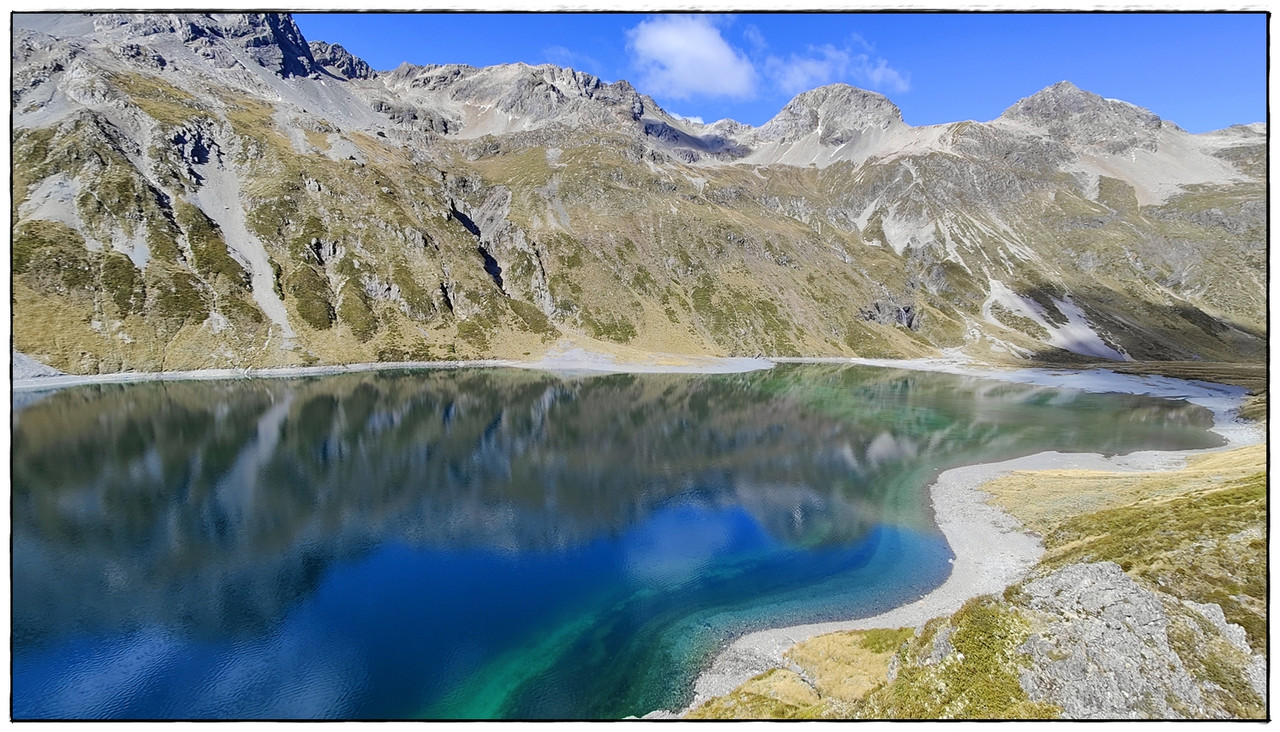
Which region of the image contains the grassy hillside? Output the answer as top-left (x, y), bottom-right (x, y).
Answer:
top-left (10, 32), bottom-right (1268, 373)
top-left (687, 380), bottom-right (1266, 720)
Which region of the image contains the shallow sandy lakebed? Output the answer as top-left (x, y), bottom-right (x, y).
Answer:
top-left (653, 358), bottom-right (1262, 717)
top-left (9, 348), bottom-right (1260, 718)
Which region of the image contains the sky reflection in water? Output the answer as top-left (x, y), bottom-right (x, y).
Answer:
top-left (11, 364), bottom-right (1221, 719)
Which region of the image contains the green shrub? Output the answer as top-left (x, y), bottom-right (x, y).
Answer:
top-left (509, 299), bottom-right (558, 335)
top-left (456, 319), bottom-right (490, 350)
top-left (13, 219), bottom-right (84, 273)
top-left (338, 283), bottom-right (377, 341)
top-left (581, 309), bottom-right (636, 343)
top-left (13, 219), bottom-right (96, 294)
top-left (285, 265), bottom-right (335, 330)
top-left (391, 263), bottom-right (436, 319)
top-left (101, 252), bottom-right (144, 315)
top-left (859, 628), bottom-right (914, 653)
top-left (220, 293), bottom-right (265, 327)
top-left (1043, 472), bottom-right (1267, 650)
top-left (176, 201), bottom-right (249, 288)
top-left (854, 598), bottom-right (1059, 720)
top-left (153, 269), bottom-right (210, 322)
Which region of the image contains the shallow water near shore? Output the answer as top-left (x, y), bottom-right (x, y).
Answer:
top-left (11, 363), bottom-right (1222, 719)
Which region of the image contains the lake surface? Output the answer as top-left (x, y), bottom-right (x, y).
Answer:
top-left (11, 364), bottom-right (1222, 719)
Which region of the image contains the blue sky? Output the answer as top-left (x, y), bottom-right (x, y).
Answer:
top-left (293, 13), bottom-right (1266, 133)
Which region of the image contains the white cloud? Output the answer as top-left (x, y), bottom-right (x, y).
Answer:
top-left (857, 55), bottom-right (911, 94)
top-left (626, 15), bottom-right (758, 101)
top-left (765, 44), bottom-right (852, 95)
top-left (742, 24), bottom-right (768, 53)
top-left (764, 38), bottom-right (911, 96)
top-left (849, 33), bottom-right (874, 53)
top-left (543, 45), bottom-right (605, 78)
top-left (675, 113), bottom-right (705, 125)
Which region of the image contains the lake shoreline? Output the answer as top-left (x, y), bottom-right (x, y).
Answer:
top-left (654, 361), bottom-right (1262, 718)
top-left (10, 346), bottom-right (775, 392)
top-left (16, 349), bottom-right (1253, 460)
top-left (12, 349), bottom-right (1262, 720)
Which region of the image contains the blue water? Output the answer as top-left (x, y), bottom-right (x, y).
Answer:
top-left (11, 364), bottom-right (1221, 719)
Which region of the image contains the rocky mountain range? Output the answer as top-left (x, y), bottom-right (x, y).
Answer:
top-left (11, 12), bottom-right (1267, 374)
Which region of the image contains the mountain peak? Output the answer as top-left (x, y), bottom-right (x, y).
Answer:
top-left (309, 40), bottom-right (374, 80)
top-left (755, 83), bottom-right (904, 145)
top-left (85, 12), bottom-right (320, 78)
top-left (1000, 80), bottom-right (1165, 153)
top-left (1042, 79), bottom-right (1084, 95)
top-left (1002, 80), bottom-right (1160, 126)
top-left (796, 82), bottom-right (899, 107)
top-left (9, 12), bottom-right (1266, 375)
top-left (376, 60), bottom-right (647, 138)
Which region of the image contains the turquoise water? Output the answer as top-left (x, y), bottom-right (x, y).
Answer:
top-left (11, 364), bottom-right (1221, 719)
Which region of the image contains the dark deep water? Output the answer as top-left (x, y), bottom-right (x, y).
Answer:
top-left (10, 364), bottom-right (1222, 719)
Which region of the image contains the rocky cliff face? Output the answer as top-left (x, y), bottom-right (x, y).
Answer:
top-left (1000, 80), bottom-right (1167, 154)
top-left (1018, 562), bottom-right (1265, 719)
top-left (11, 13), bottom-right (1267, 374)
top-left (309, 40), bottom-right (374, 80)
top-left (858, 561), bottom-right (1266, 719)
top-left (752, 83), bottom-right (904, 145)
top-left (88, 12), bottom-right (322, 78)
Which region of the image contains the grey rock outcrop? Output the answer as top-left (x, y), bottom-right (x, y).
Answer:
top-left (1017, 562), bottom-right (1205, 718)
top-left (1181, 599), bottom-right (1250, 654)
top-left (91, 13), bottom-right (320, 78)
top-left (382, 62), bottom-right (647, 132)
top-left (1243, 657), bottom-right (1268, 704)
top-left (1000, 80), bottom-right (1166, 154)
top-left (217, 13), bottom-right (318, 78)
top-left (9, 11), bottom-right (1267, 371)
top-left (309, 40), bottom-right (375, 80)
top-left (1178, 599), bottom-right (1267, 706)
top-left (860, 299), bottom-right (920, 330)
top-left (921, 625), bottom-right (954, 666)
top-left (448, 185), bottom-right (555, 317)
top-left (754, 83), bottom-right (904, 145)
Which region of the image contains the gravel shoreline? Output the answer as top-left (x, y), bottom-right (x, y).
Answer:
top-left (11, 349), bottom-right (1260, 720)
top-left (662, 442), bottom-right (1260, 717)
top-left (10, 358), bottom-right (520, 392)
top-left (662, 454), bottom-right (1047, 715)
top-left (9, 346), bottom-right (774, 393)
top-left (652, 360), bottom-right (1262, 718)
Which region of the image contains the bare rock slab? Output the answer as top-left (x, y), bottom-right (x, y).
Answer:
top-left (1018, 562), bottom-right (1204, 719)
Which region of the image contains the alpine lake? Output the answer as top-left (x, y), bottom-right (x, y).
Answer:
top-left (11, 363), bottom-right (1222, 719)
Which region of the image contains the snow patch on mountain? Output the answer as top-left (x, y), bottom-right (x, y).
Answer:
top-left (983, 280), bottom-right (1126, 360)
top-left (1048, 295), bottom-right (1128, 360)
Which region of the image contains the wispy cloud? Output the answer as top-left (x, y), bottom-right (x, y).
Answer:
top-left (764, 38), bottom-right (910, 96)
top-left (855, 55), bottom-right (911, 94)
top-left (622, 18), bottom-right (908, 105)
top-left (765, 44), bottom-right (852, 95)
top-left (742, 24), bottom-right (768, 54)
top-left (626, 15), bottom-right (757, 101)
top-left (542, 45), bottom-right (605, 78)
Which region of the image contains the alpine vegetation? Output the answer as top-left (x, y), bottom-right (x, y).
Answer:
top-left (11, 13), bottom-right (1266, 374)
top-left (9, 13), bottom-right (1267, 723)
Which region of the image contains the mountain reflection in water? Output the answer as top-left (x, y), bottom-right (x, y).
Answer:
top-left (11, 364), bottom-right (1221, 719)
